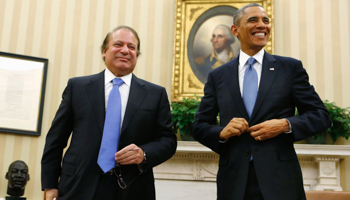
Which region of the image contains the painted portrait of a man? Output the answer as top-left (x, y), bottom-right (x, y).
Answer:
top-left (194, 24), bottom-right (236, 79)
top-left (188, 6), bottom-right (240, 84)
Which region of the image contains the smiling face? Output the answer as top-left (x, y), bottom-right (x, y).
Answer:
top-left (102, 28), bottom-right (138, 77)
top-left (231, 6), bottom-right (270, 56)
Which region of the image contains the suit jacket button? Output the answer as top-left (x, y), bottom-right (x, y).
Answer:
top-left (244, 151), bottom-right (249, 156)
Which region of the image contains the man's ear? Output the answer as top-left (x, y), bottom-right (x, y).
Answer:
top-left (102, 49), bottom-right (107, 58)
top-left (27, 174), bottom-right (30, 181)
top-left (231, 25), bottom-right (239, 37)
top-left (5, 172), bottom-right (8, 179)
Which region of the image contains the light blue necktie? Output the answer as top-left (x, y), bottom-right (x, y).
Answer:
top-left (243, 57), bottom-right (258, 118)
top-left (98, 78), bottom-right (124, 173)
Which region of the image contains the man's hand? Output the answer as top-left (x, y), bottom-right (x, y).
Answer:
top-left (249, 119), bottom-right (290, 141)
top-left (220, 118), bottom-right (249, 140)
top-left (45, 188), bottom-right (58, 200)
top-left (115, 144), bottom-right (144, 165)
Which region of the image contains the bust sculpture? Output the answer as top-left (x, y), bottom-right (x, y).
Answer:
top-left (5, 160), bottom-right (30, 198)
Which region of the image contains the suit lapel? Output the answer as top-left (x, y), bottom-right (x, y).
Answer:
top-left (86, 71), bottom-right (105, 134)
top-left (250, 51), bottom-right (278, 120)
top-left (121, 74), bottom-right (147, 134)
top-left (226, 57), bottom-right (249, 119)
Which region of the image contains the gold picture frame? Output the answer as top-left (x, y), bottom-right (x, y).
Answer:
top-left (172, 0), bottom-right (274, 101)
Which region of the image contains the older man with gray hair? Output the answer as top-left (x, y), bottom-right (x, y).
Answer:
top-left (195, 24), bottom-right (236, 79)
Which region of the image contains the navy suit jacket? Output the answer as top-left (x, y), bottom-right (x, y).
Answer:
top-left (191, 51), bottom-right (331, 200)
top-left (41, 71), bottom-right (177, 200)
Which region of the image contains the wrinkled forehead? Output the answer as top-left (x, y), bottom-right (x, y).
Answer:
top-left (242, 6), bottom-right (268, 20)
top-left (9, 162), bottom-right (28, 171)
top-left (110, 29), bottom-right (138, 46)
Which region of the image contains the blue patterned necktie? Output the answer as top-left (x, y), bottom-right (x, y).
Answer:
top-left (98, 78), bottom-right (124, 173)
top-left (243, 57), bottom-right (258, 118)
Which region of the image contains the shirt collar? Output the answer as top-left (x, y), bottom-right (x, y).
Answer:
top-left (239, 48), bottom-right (265, 66)
top-left (104, 68), bottom-right (132, 87)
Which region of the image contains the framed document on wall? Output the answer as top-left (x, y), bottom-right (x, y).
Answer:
top-left (0, 52), bottom-right (48, 136)
top-left (172, 0), bottom-right (274, 101)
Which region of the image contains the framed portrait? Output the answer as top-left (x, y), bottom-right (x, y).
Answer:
top-left (172, 0), bottom-right (274, 101)
top-left (0, 52), bottom-right (48, 136)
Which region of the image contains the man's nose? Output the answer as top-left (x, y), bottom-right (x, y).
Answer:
top-left (120, 45), bottom-right (128, 53)
top-left (14, 171), bottom-right (21, 176)
top-left (15, 171), bottom-right (25, 177)
top-left (256, 20), bottom-right (266, 28)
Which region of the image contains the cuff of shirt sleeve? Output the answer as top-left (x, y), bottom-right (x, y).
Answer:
top-left (284, 118), bottom-right (292, 134)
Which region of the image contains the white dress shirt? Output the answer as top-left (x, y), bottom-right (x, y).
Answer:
top-left (104, 68), bottom-right (131, 126)
top-left (238, 49), bottom-right (264, 97)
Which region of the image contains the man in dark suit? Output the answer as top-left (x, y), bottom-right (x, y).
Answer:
top-left (191, 3), bottom-right (331, 200)
top-left (41, 26), bottom-right (177, 200)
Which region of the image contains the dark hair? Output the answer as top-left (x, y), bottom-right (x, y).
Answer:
top-left (101, 26), bottom-right (141, 61)
top-left (233, 3), bottom-right (263, 26)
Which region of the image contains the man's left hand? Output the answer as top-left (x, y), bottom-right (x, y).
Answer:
top-left (115, 144), bottom-right (144, 165)
top-left (249, 119), bottom-right (290, 141)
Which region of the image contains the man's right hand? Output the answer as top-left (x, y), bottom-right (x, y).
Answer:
top-left (45, 188), bottom-right (58, 200)
top-left (220, 118), bottom-right (249, 140)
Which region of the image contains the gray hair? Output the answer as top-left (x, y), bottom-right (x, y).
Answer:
top-left (233, 3), bottom-right (263, 26)
top-left (213, 24), bottom-right (235, 45)
top-left (101, 25), bottom-right (141, 61)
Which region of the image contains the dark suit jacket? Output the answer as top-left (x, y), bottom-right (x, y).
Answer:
top-left (41, 71), bottom-right (177, 200)
top-left (191, 52), bottom-right (331, 200)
